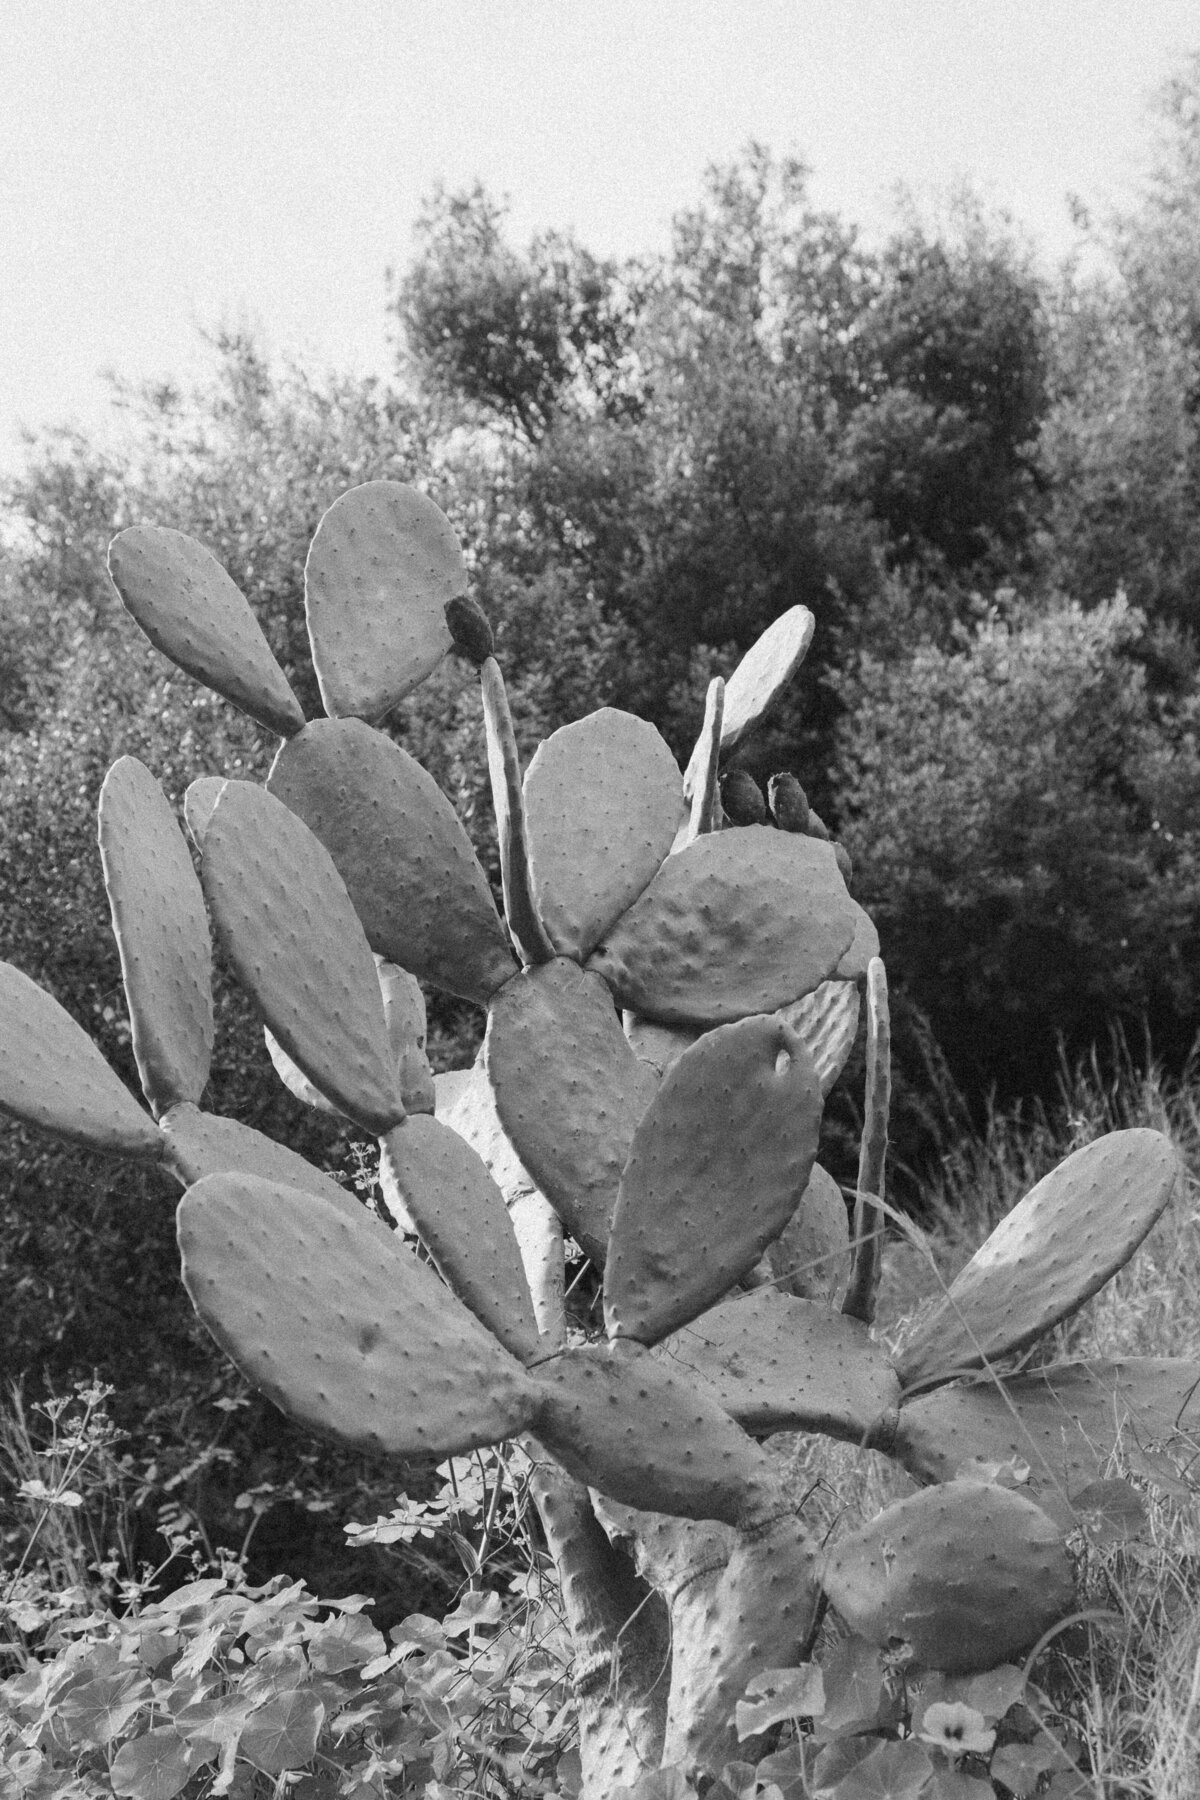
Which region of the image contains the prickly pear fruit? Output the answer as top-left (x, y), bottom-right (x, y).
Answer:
top-left (531, 1340), bottom-right (781, 1527)
top-left (884, 1356), bottom-right (1200, 1499)
top-left (778, 979), bottom-right (860, 1097)
top-left (157, 1103), bottom-right (359, 1216)
top-left (444, 594), bottom-right (494, 665)
top-left (303, 482), bottom-right (457, 721)
top-left (98, 757), bottom-right (214, 1116)
top-left (107, 527), bottom-right (305, 737)
top-left (656, 1287), bottom-right (899, 1442)
top-left (201, 781), bottom-right (405, 1135)
top-left (268, 718), bottom-right (517, 1005)
top-left (895, 1129), bottom-right (1181, 1393)
top-left (604, 1017), bottom-right (823, 1344)
top-left (767, 773), bottom-right (809, 833)
top-left (587, 827), bottom-right (857, 1026)
top-left (378, 1115), bottom-right (540, 1363)
top-left (178, 1172), bottom-right (540, 1456)
top-left (719, 769), bottom-right (767, 827)
top-left (485, 959), bottom-right (658, 1266)
top-left (766, 1161), bottom-right (851, 1301)
top-left (677, 677), bottom-right (724, 846)
top-left (0, 962), bottom-right (162, 1160)
top-left (523, 709), bottom-right (686, 961)
top-left (822, 1481), bottom-right (1074, 1674)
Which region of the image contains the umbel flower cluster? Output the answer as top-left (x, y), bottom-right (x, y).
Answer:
top-left (1, 482), bottom-right (1196, 1791)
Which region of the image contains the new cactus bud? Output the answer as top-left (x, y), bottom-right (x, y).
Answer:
top-left (767, 772), bottom-right (809, 833)
top-left (719, 768), bottom-right (767, 826)
top-left (444, 593), bottom-right (495, 665)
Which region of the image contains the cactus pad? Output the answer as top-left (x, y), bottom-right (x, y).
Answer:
top-left (885, 1357), bottom-right (1200, 1499)
top-left (268, 718), bottom-right (517, 1004)
top-left (895, 1129), bottom-right (1180, 1393)
top-left (201, 781), bottom-right (405, 1135)
top-left (178, 1172), bottom-right (539, 1456)
top-left (716, 606), bottom-right (815, 759)
top-left (379, 1116), bottom-right (540, 1362)
top-left (98, 757), bottom-right (214, 1116)
top-left (677, 677), bottom-right (725, 836)
top-left (655, 1288), bottom-right (899, 1441)
top-left (834, 902), bottom-right (880, 982)
top-left (523, 709), bottom-right (686, 960)
top-left (377, 960), bottom-right (436, 1114)
top-left (0, 963), bottom-right (162, 1159)
top-left (531, 1341), bottom-right (779, 1526)
top-left (303, 482), bottom-right (458, 721)
top-left (587, 827), bottom-right (856, 1025)
top-left (604, 1017), bottom-right (823, 1343)
top-left (621, 1013), bottom-right (700, 1078)
top-left (158, 1103), bottom-right (359, 1216)
top-left (778, 979), bottom-right (860, 1097)
top-left (435, 1060), bottom-right (538, 1204)
top-left (183, 777), bottom-right (228, 848)
top-left (822, 1481), bottom-right (1074, 1674)
top-left (107, 527), bottom-right (305, 736)
top-left (485, 959), bottom-right (658, 1265)
top-left (766, 1161), bottom-right (851, 1301)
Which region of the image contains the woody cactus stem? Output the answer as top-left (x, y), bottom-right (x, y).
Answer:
top-left (842, 955), bottom-right (890, 1325)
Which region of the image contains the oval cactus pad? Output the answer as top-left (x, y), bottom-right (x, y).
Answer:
top-left (379, 1116), bottom-right (540, 1363)
top-left (0, 962), bottom-right (162, 1159)
top-left (888, 1357), bottom-right (1200, 1500)
top-left (682, 607), bottom-right (813, 796)
top-left (269, 719), bottom-right (516, 1005)
top-left (98, 757), bottom-right (214, 1115)
top-left (108, 527), bottom-right (304, 736)
top-left (485, 959), bottom-right (658, 1267)
top-left (822, 1481), bottom-right (1073, 1674)
top-left (523, 709), bottom-right (686, 960)
top-left (655, 1288), bottom-right (899, 1442)
top-left (834, 902), bottom-right (880, 983)
top-left (778, 979), bottom-right (860, 1098)
top-left (158, 1103), bottom-right (359, 1217)
top-left (587, 826), bottom-right (856, 1026)
top-left (605, 1016), bottom-right (823, 1343)
top-left (183, 777), bottom-right (228, 849)
top-left (304, 482), bottom-right (458, 721)
top-left (531, 1341), bottom-right (777, 1526)
top-left (895, 1129), bottom-right (1180, 1393)
top-left (178, 1173), bottom-right (539, 1457)
top-left (767, 1161), bottom-right (852, 1301)
top-left (201, 781), bottom-right (405, 1135)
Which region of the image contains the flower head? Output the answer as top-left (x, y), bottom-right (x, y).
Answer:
top-left (918, 1701), bottom-right (995, 1758)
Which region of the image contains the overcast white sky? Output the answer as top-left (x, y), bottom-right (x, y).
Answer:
top-left (3, 1), bottom-right (1197, 471)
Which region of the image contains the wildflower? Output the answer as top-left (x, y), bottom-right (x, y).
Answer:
top-left (918, 1700), bottom-right (995, 1758)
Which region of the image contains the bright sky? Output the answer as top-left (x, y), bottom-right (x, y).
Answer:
top-left (3, 1), bottom-right (1197, 472)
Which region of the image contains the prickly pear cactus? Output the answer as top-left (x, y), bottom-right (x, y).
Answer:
top-left (2, 481), bottom-right (1197, 1794)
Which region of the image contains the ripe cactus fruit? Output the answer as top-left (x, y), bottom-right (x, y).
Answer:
top-left (895, 1129), bottom-right (1181, 1393)
top-left (303, 481), bottom-right (458, 721)
top-left (822, 1480), bottom-right (1075, 1674)
top-left (767, 772), bottom-right (809, 833)
top-left (603, 1016), bottom-right (823, 1343)
top-left (719, 768), bottom-right (768, 826)
top-left (523, 709), bottom-right (687, 960)
top-left (200, 781), bottom-right (405, 1135)
top-left (268, 717), bottom-right (517, 1004)
top-left (766, 1160), bottom-right (852, 1301)
top-left (884, 1357), bottom-right (1200, 1500)
top-left (378, 1115), bottom-right (541, 1363)
top-left (658, 1287), bottom-right (900, 1442)
top-left (107, 526), bottom-right (305, 737)
top-left (0, 962), bottom-right (164, 1159)
top-left (444, 593), bottom-right (495, 665)
top-left (98, 757), bottom-right (214, 1116)
top-left (530, 1340), bottom-right (780, 1527)
top-left (484, 958), bottom-right (658, 1266)
top-left (586, 826), bottom-right (857, 1025)
top-left (178, 1172), bottom-right (541, 1456)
